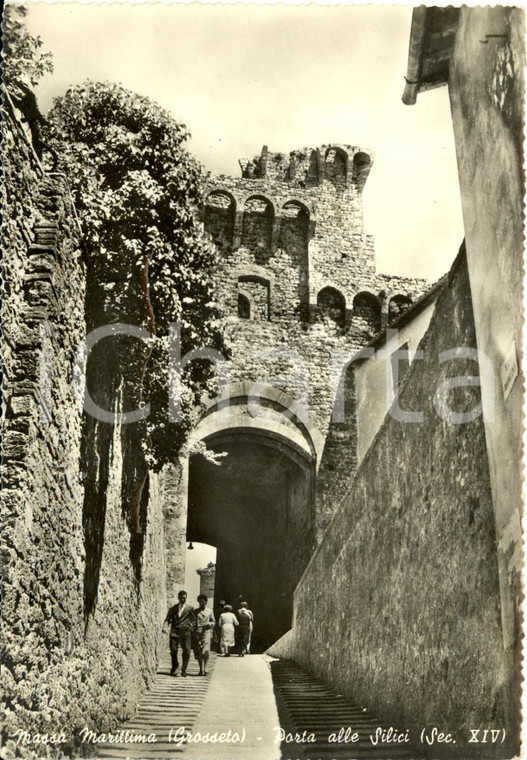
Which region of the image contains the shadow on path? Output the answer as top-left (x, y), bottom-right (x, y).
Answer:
top-left (270, 659), bottom-right (425, 760)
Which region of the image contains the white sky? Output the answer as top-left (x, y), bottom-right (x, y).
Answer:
top-left (23, 1), bottom-right (465, 282)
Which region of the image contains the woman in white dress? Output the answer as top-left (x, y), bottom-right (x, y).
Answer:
top-left (219, 605), bottom-right (238, 656)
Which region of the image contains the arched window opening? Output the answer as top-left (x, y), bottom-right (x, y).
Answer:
top-left (324, 147), bottom-right (347, 189)
top-left (353, 291), bottom-right (382, 336)
top-left (241, 196), bottom-right (273, 260)
top-left (238, 293), bottom-right (251, 320)
top-left (238, 276), bottom-right (270, 321)
top-left (204, 191), bottom-right (235, 248)
top-left (388, 294), bottom-right (413, 324)
top-left (317, 286), bottom-right (346, 328)
top-left (279, 201), bottom-right (310, 253)
top-left (353, 152), bottom-right (372, 191)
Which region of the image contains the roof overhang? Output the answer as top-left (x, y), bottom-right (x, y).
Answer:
top-left (402, 6), bottom-right (461, 105)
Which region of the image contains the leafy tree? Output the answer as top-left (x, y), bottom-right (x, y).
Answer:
top-left (45, 82), bottom-right (226, 468)
top-left (3, 4), bottom-right (53, 95)
top-left (2, 5), bottom-right (53, 154)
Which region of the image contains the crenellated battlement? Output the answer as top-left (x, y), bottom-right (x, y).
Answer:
top-left (203, 143), bottom-right (426, 342)
top-left (238, 144), bottom-right (373, 193)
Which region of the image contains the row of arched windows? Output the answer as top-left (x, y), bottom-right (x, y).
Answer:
top-left (236, 279), bottom-right (412, 327)
top-left (204, 191), bottom-right (310, 255)
top-left (241, 146), bottom-right (371, 187)
top-left (205, 191), bottom-right (310, 220)
top-left (317, 287), bottom-right (412, 328)
top-left (300, 147), bottom-right (371, 188)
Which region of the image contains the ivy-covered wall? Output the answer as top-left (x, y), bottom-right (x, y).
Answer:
top-left (1, 98), bottom-right (167, 757)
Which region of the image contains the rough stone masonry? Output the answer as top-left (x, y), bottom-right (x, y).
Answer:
top-left (202, 143), bottom-right (428, 531)
top-left (1, 95), bottom-right (167, 757)
top-left (2, 117), bottom-right (428, 748)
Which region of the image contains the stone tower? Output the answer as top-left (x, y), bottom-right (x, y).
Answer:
top-left (185, 144), bottom-right (426, 648)
top-left (196, 563), bottom-right (216, 605)
top-left (204, 144), bottom-right (424, 340)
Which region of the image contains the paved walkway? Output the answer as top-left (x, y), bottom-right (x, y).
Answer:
top-left (181, 654), bottom-right (280, 760)
top-left (98, 650), bottom-right (423, 760)
top-left (98, 651), bottom-right (215, 759)
top-left (98, 652), bottom-right (281, 760)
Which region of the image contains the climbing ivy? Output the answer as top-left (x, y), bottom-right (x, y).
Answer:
top-left (45, 82), bottom-right (226, 468)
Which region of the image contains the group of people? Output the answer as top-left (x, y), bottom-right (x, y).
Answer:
top-left (163, 590), bottom-right (254, 677)
top-left (217, 599), bottom-right (254, 657)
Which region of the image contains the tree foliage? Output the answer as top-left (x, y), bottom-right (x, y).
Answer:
top-left (3, 4), bottom-right (53, 97)
top-left (45, 82), bottom-right (226, 467)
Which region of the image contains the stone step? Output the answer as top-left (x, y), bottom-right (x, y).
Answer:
top-left (98, 654), bottom-right (217, 759)
top-left (270, 659), bottom-right (425, 760)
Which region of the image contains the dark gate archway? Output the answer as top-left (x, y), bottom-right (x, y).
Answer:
top-left (185, 385), bottom-right (320, 650)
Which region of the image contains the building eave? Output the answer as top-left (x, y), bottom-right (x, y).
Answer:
top-left (402, 6), bottom-right (461, 106)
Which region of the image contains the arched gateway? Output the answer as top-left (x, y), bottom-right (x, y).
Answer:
top-left (185, 383), bottom-right (322, 650)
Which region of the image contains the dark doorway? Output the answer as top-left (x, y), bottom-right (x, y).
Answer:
top-left (186, 430), bottom-right (314, 651)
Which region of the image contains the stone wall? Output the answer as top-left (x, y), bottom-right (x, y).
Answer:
top-left (2, 96), bottom-right (88, 751)
top-left (1, 97), bottom-right (168, 755)
top-left (160, 461), bottom-right (187, 604)
top-left (271, 250), bottom-right (517, 757)
top-left (83, 415), bottom-right (167, 729)
top-left (354, 284), bottom-right (443, 463)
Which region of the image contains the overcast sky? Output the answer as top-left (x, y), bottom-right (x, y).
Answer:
top-left (24, 2), bottom-right (465, 283)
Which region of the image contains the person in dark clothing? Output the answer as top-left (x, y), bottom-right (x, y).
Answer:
top-left (162, 590), bottom-right (196, 677)
top-left (236, 601), bottom-right (254, 656)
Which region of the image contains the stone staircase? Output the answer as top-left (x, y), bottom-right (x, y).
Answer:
top-left (96, 651), bottom-right (426, 760)
top-left (98, 652), bottom-right (215, 759)
top-left (270, 659), bottom-right (425, 760)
